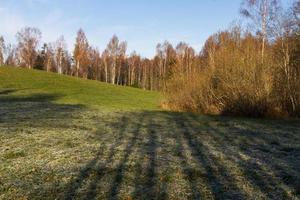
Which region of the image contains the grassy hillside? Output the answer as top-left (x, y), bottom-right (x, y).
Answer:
top-left (0, 67), bottom-right (160, 111)
top-left (0, 67), bottom-right (299, 200)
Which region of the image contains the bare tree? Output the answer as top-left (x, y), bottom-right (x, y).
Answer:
top-left (89, 47), bottom-right (101, 80)
top-left (5, 44), bottom-right (16, 66)
top-left (43, 43), bottom-right (55, 72)
top-left (55, 36), bottom-right (67, 74)
top-left (294, 1), bottom-right (300, 22)
top-left (241, 0), bottom-right (280, 61)
top-left (271, 3), bottom-right (300, 114)
top-left (16, 27), bottom-right (41, 69)
top-left (176, 42), bottom-right (195, 76)
top-left (102, 49), bottom-right (110, 83)
top-left (0, 36), bottom-right (5, 66)
top-left (116, 41), bottom-right (127, 85)
top-left (128, 51), bottom-right (140, 86)
top-left (73, 28), bottom-right (89, 77)
top-left (105, 35), bottom-right (127, 84)
top-left (106, 35), bottom-right (119, 84)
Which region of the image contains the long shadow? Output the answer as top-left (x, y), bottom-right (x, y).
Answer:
top-left (64, 134), bottom-right (113, 200)
top-left (106, 116), bottom-right (142, 200)
top-left (0, 89), bottom-right (17, 95)
top-left (0, 91), bottom-right (91, 199)
top-left (188, 113), bottom-right (299, 199)
top-left (63, 112), bottom-right (165, 199)
top-left (55, 110), bottom-right (299, 199)
top-left (0, 92), bottom-right (84, 129)
top-left (64, 115), bottom-right (132, 200)
top-left (86, 115), bottom-right (133, 200)
top-left (129, 112), bottom-right (174, 200)
top-left (131, 114), bottom-right (162, 199)
top-left (131, 123), bottom-right (148, 199)
top-left (216, 119), bottom-right (299, 198)
top-left (176, 113), bottom-right (249, 199)
top-left (0, 92), bottom-right (60, 102)
top-left (171, 114), bottom-right (203, 199)
top-left (143, 117), bottom-right (165, 200)
top-left (227, 124), bottom-right (298, 198)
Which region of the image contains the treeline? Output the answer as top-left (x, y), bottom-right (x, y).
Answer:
top-left (0, 25), bottom-right (198, 90)
top-left (0, 0), bottom-right (299, 117)
top-left (0, 29), bottom-right (163, 90)
top-left (164, 0), bottom-right (300, 117)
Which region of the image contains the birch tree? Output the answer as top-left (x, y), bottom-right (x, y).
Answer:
top-left (73, 29), bottom-right (89, 77)
top-left (55, 36), bottom-right (67, 74)
top-left (44, 43), bottom-right (55, 72)
top-left (106, 35), bottom-right (118, 84)
top-left (5, 44), bottom-right (16, 66)
top-left (105, 35), bottom-right (127, 84)
top-left (16, 27), bottom-right (41, 69)
top-left (128, 51), bottom-right (140, 86)
top-left (241, 0), bottom-right (280, 62)
top-left (116, 41), bottom-right (127, 85)
top-left (0, 36), bottom-right (5, 66)
top-left (272, 2), bottom-right (300, 114)
top-left (89, 47), bottom-right (101, 80)
top-left (102, 49), bottom-right (110, 83)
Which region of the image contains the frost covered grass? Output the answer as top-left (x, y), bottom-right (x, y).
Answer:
top-left (0, 67), bottom-right (299, 199)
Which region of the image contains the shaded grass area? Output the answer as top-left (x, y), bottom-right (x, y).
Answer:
top-left (0, 91), bottom-right (299, 200)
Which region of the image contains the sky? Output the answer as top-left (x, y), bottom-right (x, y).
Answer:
top-left (0, 0), bottom-right (294, 58)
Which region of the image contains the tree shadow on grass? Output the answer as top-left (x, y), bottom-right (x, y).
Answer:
top-left (173, 115), bottom-right (248, 199)
top-left (63, 112), bottom-right (169, 200)
top-left (130, 116), bottom-right (165, 200)
top-left (0, 91), bottom-right (86, 130)
top-left (200, 116), bottom-right (300, 199)
top-left (0, 90), bottom-right (95, 199)
top-left (182, 113), bottom-right (299, 199)
top-left (3, 91), bottom-right (297, 200)
top-left (64, 114), bottom-right (136, 200)
top-left (62, 111), bottom-right (299, 199)
top-left (0, 89), bottom-right (17, 95)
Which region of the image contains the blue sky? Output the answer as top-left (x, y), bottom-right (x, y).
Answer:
top-left (0, 0), bottom-right (294, 58)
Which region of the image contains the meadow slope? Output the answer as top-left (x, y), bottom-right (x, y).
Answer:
top-left (0, 67), bottom-right (160, 111)
top-left (0, 67), bottom-right (299, 200)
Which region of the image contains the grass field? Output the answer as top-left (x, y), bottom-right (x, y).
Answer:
top-left (0, 67), bottom-right (299, 200)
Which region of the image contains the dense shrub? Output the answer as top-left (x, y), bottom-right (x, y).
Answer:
top-left (162, 29), bottom-right (300, 118)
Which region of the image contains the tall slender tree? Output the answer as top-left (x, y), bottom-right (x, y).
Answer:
top-left (241, 0), bottom-right (280, 62)
top-left (105, 35), bottom-right (127, 84)
top-left (73, 29), bottom-right (89, 77)
top-left (102, 49), bottom-right (110, 83)
top-left (55, 36), bottom-right (67, 74)
top-left (5, 44), bottom-right (16, 66)
top-left (0, 36), bottom-right (5, 66)
top-left (106, 35), bottom-right (119, 84)
top-left (16, 27), bottom-right (41, 69)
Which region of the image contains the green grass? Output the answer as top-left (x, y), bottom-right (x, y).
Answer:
top-left (0, 66), bottom-right (160, 111)
top-left (0, 66), bottom-right (299, 200)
